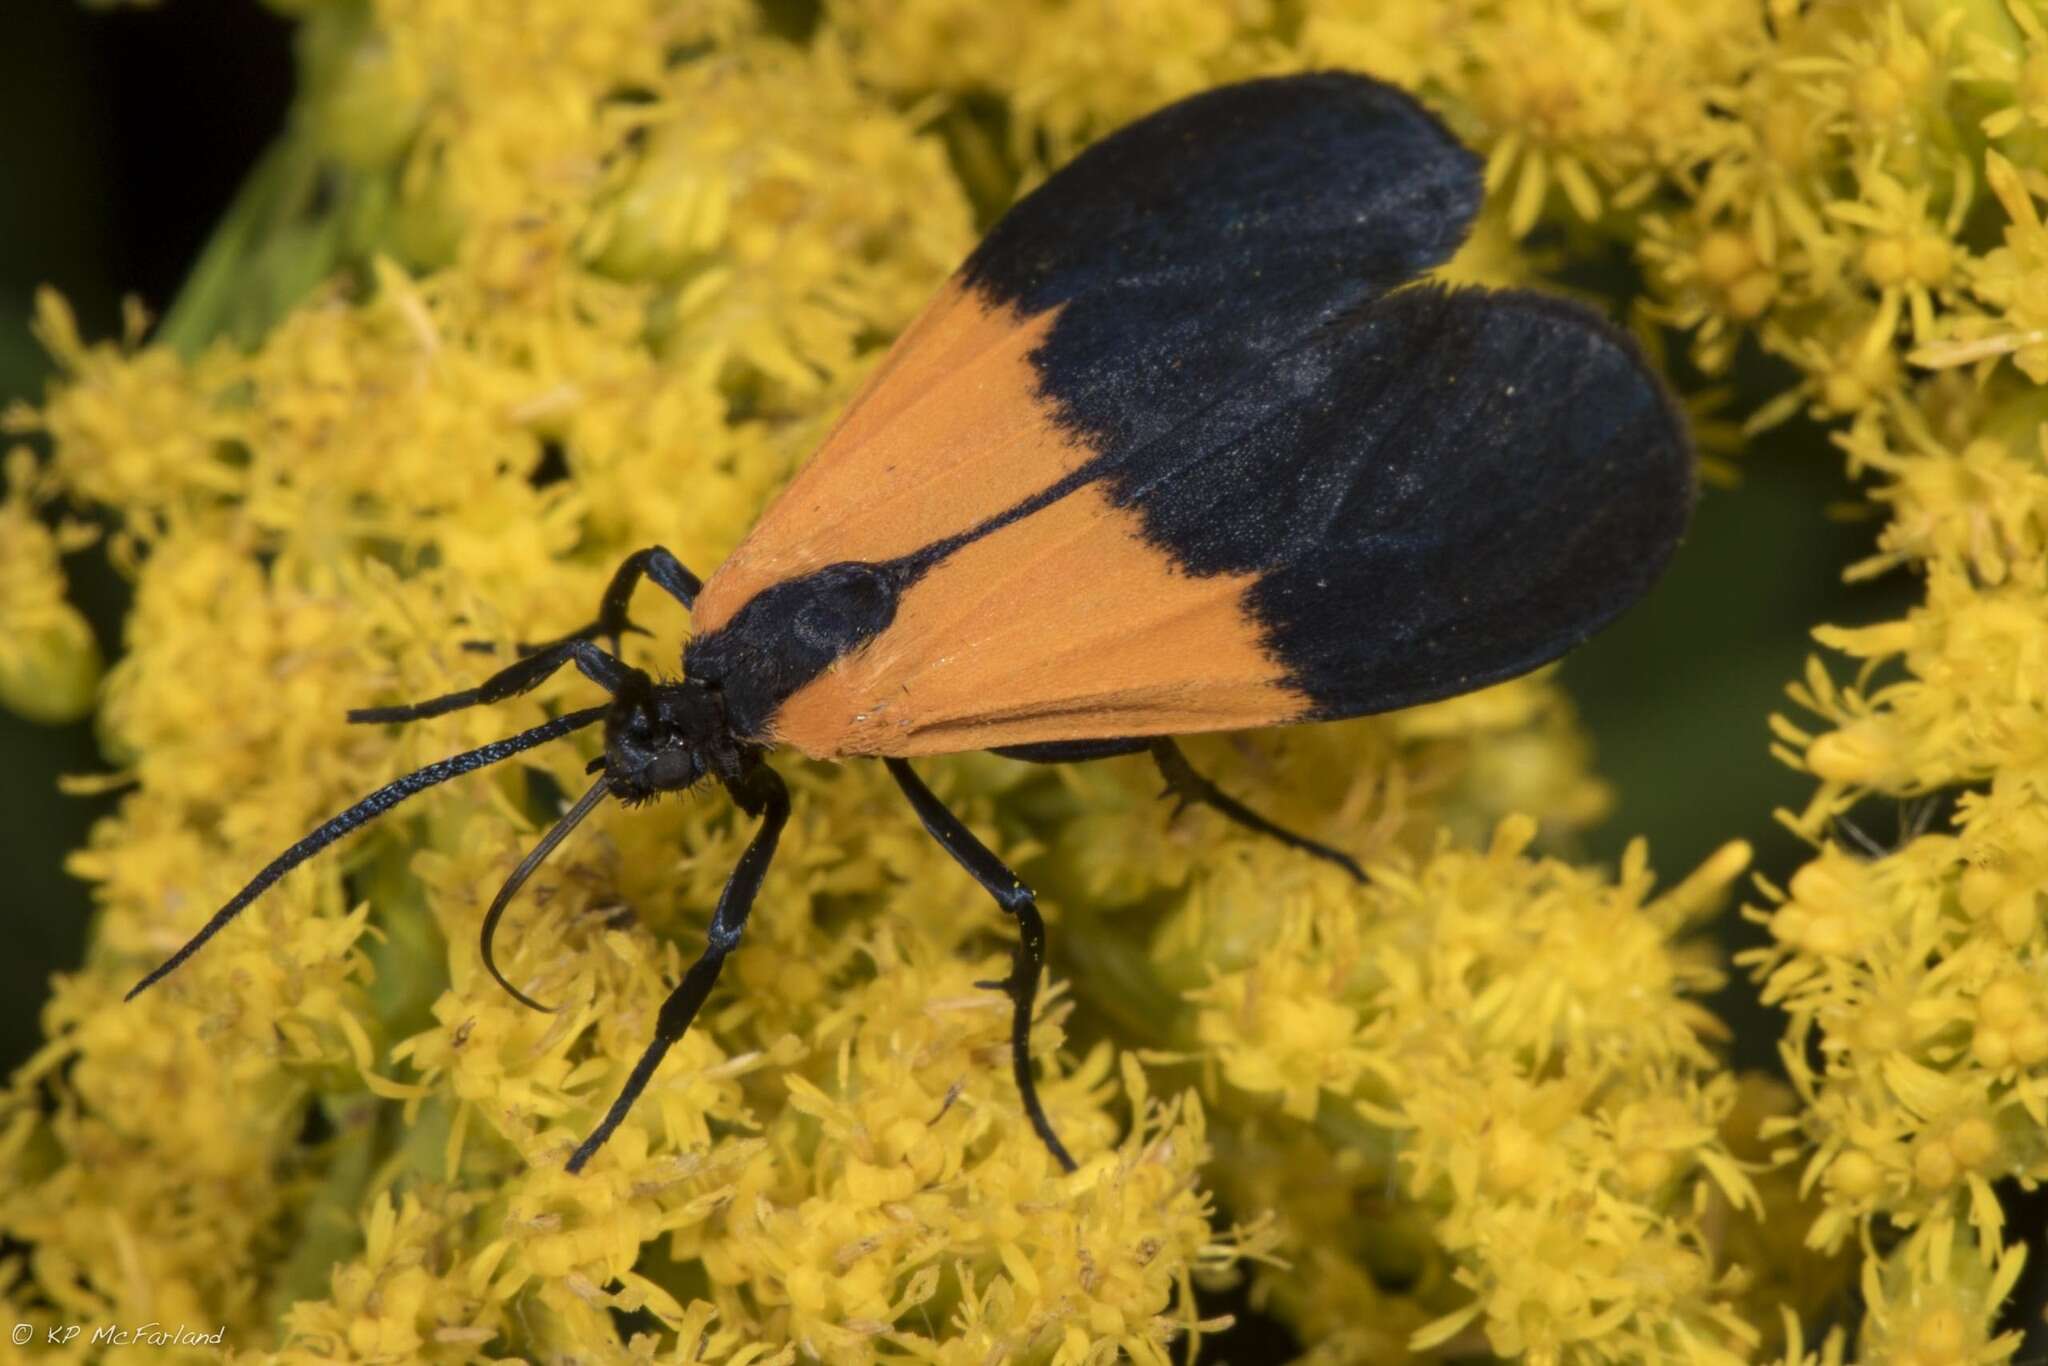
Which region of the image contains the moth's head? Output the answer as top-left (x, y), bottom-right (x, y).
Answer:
top-left (601, 677), bottom-right (722, 804)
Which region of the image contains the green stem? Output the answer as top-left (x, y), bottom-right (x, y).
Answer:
top-left (265, 1094), bottom-right (379, 1323)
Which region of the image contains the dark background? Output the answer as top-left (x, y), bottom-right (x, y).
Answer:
top-left (1, 0), bottom-right (294, 1069)
top-left (4, 0), bottom-right (1976, 1355)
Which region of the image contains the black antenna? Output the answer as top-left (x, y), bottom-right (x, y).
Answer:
top-left (479, 774), bottom-right (613, 1013)
top-left (127, 706), bottom-right (610, 1001)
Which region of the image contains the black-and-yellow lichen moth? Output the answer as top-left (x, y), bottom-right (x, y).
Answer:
top-left (132, 72), bottom-right (1692, 1174)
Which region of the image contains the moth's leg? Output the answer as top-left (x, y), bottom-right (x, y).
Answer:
top-left (884, 756), bottom-right (1078, 1174)
top-left (1149, 738), bottom-right (1365, 882)
top-left (518, 546), bottom-right (703, 658)
top-left (349, 639), bottom-right (635, 725)
top-left (566, 763), bottom-right (789, 1173)
top-left (1001, 737), bottom-right (1366, 882)
top-left (369, 547), bottom-right (693, 719)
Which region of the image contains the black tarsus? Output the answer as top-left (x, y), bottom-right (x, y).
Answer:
top-left (363, 543), bottom-right (699, 720)
top-left (1148, 738), bottom-right (1365, 882)
top-left (566, 762), bottom-right (789, 1173)
top-left (603, 545), bottom-right (701, 624)
top-left (479, 774), bottom-right (614, 1013)
top-left (125, 706), bottom-right (610, 1002)
top-left (883, 756), bottom-right (1078, 1174)
top-left (526, 545), bottom-right (702, 658)
top-left (996, 737), bottom-right (1366, 883)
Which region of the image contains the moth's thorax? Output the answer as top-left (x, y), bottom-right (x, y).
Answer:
top-left (682, 559), bottom-right (910, 742)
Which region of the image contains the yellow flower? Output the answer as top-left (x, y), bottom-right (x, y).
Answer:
top-left (0, 449), bottom-right (101, 724)
top-left (1958, 0), bottom-right (2048, 144)
top-left (1968, 149), bottom-right (2048, 382)
top-left (12, 0), bottom-right (2048, 1359)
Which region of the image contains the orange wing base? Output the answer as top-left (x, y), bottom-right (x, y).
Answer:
top-left (692, 280), bottom-right (1085, 636)
top-left (692, 279), bottom-right (1310, 760)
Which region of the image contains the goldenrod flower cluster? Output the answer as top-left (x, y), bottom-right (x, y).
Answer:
top-left (3, 0), bottom-right (2043, 1361)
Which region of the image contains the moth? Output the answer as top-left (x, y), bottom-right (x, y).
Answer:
top-left (132, 72), bottom-right (1692, 1173)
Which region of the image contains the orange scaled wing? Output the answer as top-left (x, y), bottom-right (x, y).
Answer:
top-left (688, 279), bottom-right (1307, 759)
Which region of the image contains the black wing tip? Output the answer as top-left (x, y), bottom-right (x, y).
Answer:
top-left (1242, 69), bottom-right (1485, 248)
top-left (1460, 287), bottom-right (1698, 634)
top-left (1250, 69), bottom-right (1481, 167)
top-left (1475, 284), bottom-right (1698, 558)
top-left (1264, 283), bottom-right (1698, 724)
top-left (1464, 287), bottom-right (1691, 428)
top-left (961, 69), bottom-right (1484, 307)
top-left (1391, 280), bottom-right (1698, 534)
